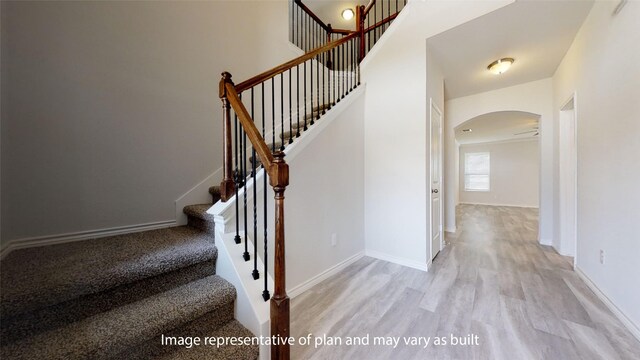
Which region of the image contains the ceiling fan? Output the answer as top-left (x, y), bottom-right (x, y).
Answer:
top-left (514, 127), bottom-right (539, 136)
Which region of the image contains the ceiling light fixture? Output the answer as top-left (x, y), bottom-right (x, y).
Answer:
top-left (462, 129), bottom-right (473, 133)
top-left (342, 8), bottom-right (354, 20)
top-left (487, 58), bottom-right (514, 75)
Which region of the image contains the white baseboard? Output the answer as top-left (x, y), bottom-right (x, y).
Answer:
top-left (365, 250), bottom-right (428, 272)
top-left (458, 202), bottom-right (539, 209)
top-left (0, 220), bottom-right (177, 259)
top-left (575, 267), bottom-right (640, 342)
top-left (539, 237), bottom-right (553, 246)
top-left (288, 251), bottom-right (365, 298)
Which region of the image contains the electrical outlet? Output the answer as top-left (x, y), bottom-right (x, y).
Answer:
top-left (600, 250), bottom-right (605, 264)
top-left (331, 233), bottom-right (337, 247)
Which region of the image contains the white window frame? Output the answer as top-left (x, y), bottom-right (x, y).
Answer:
top-left (464, 152), bottom-right (491, 192)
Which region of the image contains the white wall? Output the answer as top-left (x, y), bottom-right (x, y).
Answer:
top-left (445, 79), bottom-right (554, 243)
top-left (552, 1), bottom-right (640, 332)
top-left (459, 140), bottom-right (539, 208)
top-left (361, 0), bottom-right (512, 269)
top-left (0, 1), bottom-right (300, 248)
top-left (285, 89), bottom-right (366, 290)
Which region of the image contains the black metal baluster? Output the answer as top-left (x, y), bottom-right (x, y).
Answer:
top-left (296, 65), bottom-right (301, 137)
top-left (304, 60), bottom-right (308, 130)
top-left (288, 69), bottom-right (293, 144)
top-left (350, 39), bottom-right (354, 92)
top-left (296, 4), bottom-right (302, 49)
top-left (322, 47), bottom-right (326, 114)
top-left (310, 56), bottom-right (315, 125)
top-left (343, 43), bottom-right (346, 97)
top-left (262, 177), bottom-right (269, 302)
top-left (340, 44), bottom-right (344, 101)
top-left (241, 95), bottom-right (249, 261)
top-left (252, 88), bottom-right (258, 279)
top-left (315, 42), bottom-right (320, 121)
top-left (357, 37), bottom-right (361, 85)
top-left (234, 109), bottom-right (240, 244)
top-left (381, 1), bottom-right (384, 38)
top-left (272, 78), bottom-right (275, 150)
top-left (333, 48), bottom-right (337, 105)
top-left (280, 74), bottom-right (284, 150)
top-left (367, 15), bottom-right (371, 54)
top-left (349, 40), bottom-right (352, 91)
top-left (374, 2), bottom-right (377, 43)
top-left (336, 45), bottom-right (342, 103)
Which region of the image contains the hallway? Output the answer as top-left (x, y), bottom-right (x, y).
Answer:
top-left (290, 205), bottom-right (640, 359)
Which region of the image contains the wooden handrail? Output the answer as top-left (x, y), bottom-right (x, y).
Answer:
top-left (365, 12), bottom-right (399, 33)
top-left (363, 0), bottom-right (376, 16)
top-left (221, 76), bottom-right (274, 172)
top-left (294, 0), bottom-right (330, 32)
top-left (235, 33), bottom-right (358, 93)
top-left (330, 28), bottom-right (356, 35)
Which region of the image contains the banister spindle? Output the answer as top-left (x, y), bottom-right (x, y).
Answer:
top-left (242, 95), bottom-right (249, 261)
top-left (332, 47), bottom-right (337, 105)
top-left (316, 44), bottom-right (320, 120)
top-left (296, 65), bottom-right (301, 137)
top-left (280, 74), bottom-right (285, 151)
top-left (288, 69), bottom-right (293, 144)
top-left (322, 49), bottom-right (327, 114)
top-left (234, 109), bottom-right (241, 245)
top-left (251, 88), bottom-right (259, 280)
top-left (303, 60), bottom-right (308, 131)
top-left (310, 55), bottom-right (315, 126)
top-left (272, 78), bottom-right (275, 150)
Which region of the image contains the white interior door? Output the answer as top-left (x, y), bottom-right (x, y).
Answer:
top-left (559, 96), bottom-right (577, 260)
top-left (430, 101), bottom-right (443, 260)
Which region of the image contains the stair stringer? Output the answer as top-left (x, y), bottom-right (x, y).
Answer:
top-left (213, 228), bottom-right (272, 360)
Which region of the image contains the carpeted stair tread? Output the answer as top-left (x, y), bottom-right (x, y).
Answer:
top-left (0, 275), bottom-right (236, 360)
top-left (0, 259), bottom-right (216, 344)
top-left (0, 226), bottom-right (216, 316)
top-left (183, 204), bottom-right (215, 221)
top-left (127, 319), bottom-right (258, 360)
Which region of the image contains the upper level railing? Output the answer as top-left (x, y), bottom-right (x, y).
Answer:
top-left (218, 1), bottom-right (406, 359)
top-left (290, 0), bottom-right (354, 53)
top-left (291, 0), bottom-right (407, 60)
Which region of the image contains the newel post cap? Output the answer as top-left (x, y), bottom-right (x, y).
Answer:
top-left (269, 152), bottom-right (289, 189)
top-left (219, 72), bottom-right (234, 98)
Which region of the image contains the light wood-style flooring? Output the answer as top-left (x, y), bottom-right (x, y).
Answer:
top-left (290, 204), bottom-right (640, 359)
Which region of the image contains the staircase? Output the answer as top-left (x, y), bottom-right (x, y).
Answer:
top-left (0, 1), bottom-right (405, 359)
top-left (0, 188), bottom-right (259, 360)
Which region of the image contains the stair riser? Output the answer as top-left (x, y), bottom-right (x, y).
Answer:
top-left (0, 260), bottom-right (217, 345)
top-left (187, 216), bottom-right (215, 235)
top-left (0, 276), bottom-right (236, 360)
top-left (119, 302), bottom-right (235, 360)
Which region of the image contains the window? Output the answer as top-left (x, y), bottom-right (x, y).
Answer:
top-left (464, 152), bottom-right (490, 191)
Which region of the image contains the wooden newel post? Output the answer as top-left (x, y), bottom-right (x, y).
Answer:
top-left (269, 152), bottom-right (290, 360)
top-left (219, 72), bottom-right (235, 202)
top-left (357, 5), bottom-right (365, 62)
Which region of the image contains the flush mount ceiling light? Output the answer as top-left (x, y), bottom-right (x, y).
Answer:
top-left (487, 58), bottom-right (514, 75)
top-left (342, 8), bottom-right (354, 20)
top-left (462, 128), bottom-right (473, 132)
